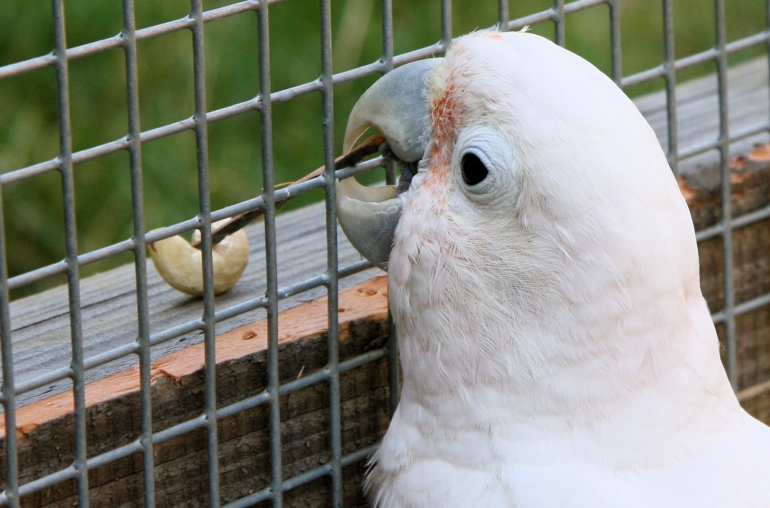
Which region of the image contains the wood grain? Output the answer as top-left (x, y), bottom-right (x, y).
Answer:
top-left (0, 276), bottom-right (388, 440)
top-left (0, 277), bottom-right (390, 507)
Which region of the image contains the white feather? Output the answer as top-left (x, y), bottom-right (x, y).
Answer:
top-left (368, 30), bottom-right (770, 507)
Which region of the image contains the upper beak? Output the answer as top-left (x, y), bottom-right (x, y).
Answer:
top-left (336, 59), bottom-right (439, 270)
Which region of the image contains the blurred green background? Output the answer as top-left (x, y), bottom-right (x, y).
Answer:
top-left (0, 0), bottom-right (766, 299)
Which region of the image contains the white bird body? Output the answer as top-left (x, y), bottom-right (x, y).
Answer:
top-left (345, 31), bottom-right (770, 507)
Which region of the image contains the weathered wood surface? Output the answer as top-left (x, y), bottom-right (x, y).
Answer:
top-left (5, 205), bottom-right (382, 408)
top-left (0, 57), bottom-right (769, 506)
top-left (1, 277), bottom-right (391, 507)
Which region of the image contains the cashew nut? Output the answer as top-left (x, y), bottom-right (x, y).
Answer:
top-left (149, 220), bottom-right (249, 296)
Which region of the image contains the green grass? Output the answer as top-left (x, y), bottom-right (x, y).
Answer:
top-left (0, 0), bottom-right (767, 299)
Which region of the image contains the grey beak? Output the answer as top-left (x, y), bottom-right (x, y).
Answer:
top-left (336, 59), bottom-right (439, 270)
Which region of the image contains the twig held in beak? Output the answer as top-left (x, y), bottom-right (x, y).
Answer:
top-left (192, 134), bottom-right (387, 248)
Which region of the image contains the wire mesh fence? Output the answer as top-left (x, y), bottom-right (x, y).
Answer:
top-left (1, 0), bottom-right (770, 506)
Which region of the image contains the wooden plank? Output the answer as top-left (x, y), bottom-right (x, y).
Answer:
top-left (0, 276), bottom-right (388, 439)
top-left (0, 276), bottom-right (390, 507)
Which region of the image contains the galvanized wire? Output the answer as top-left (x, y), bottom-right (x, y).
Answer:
top-left (662, 0), bottom-right (679, 176)
top-left (120, 0), bottom-right (156, 504)
top-left (320, 0), bottom-right (344, 504)
top-left (0, 157), bottom-right (20, 508)
top-left (608, 0), bottom-right (622, 85)
top-left (382, 0), bottom-right (403, 426)
top-left (713, 0), bottom-right (739, 390)
top-left (554, 0), bottom-right (566, 47)
top-left (498, 0), bottom-right (510, 32)
top-left (52, 0), bottom-right (90, 504)
top-left (1, 0), bottom-right (769, 506)
top-left (255, 0), bottom-right (284, 505)
top-left (442, 0), bottom-right (453, 50)
top-left (188, 0), bottom-right (224, 504)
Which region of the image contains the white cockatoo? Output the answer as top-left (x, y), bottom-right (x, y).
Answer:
top-left (336, 30), bottom-right (770, 507)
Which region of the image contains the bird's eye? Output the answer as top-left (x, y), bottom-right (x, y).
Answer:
top-left (461, 152), bottom-right (489, 186)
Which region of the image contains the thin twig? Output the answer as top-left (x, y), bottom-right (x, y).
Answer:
top-left (192, 134), bottom-right (386, 248)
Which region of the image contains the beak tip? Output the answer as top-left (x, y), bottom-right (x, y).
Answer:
top-left (344, 58), bottom-right (441, 163)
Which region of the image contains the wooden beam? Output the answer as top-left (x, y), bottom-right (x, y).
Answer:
top-left (1, 277), bottom-right (389, 507)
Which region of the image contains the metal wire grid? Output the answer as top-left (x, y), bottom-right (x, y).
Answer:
top-left (0, 0), bottom-right (769, 506)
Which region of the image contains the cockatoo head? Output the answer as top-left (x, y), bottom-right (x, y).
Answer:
top-left (338, 30), bottom-right (714, 411)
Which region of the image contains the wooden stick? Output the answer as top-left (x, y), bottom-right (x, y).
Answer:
top-left (193, 135), bottom-right (387, 248)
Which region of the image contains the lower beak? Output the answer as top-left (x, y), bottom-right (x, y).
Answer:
top-left (336, 178), bottom-right (401, 270)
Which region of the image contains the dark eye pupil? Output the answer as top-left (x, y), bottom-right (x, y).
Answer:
top-left (461, 153), bottom-right (489, 186)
